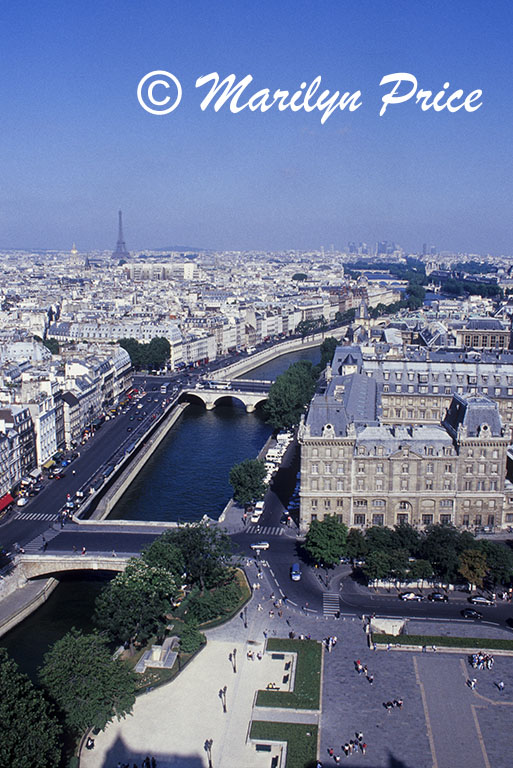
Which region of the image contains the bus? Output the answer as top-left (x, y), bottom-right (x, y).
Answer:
top-left (160, 383), bottom-right (168, 394)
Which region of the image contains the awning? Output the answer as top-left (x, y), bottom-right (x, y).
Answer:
top-left (0, 494), bottom-right (14, 512)
top-left (43, 459), bottom-right (55, 469)
top-left (30, 468), bottom-right (42, 479)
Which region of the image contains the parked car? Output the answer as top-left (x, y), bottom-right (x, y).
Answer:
top-left (462, 608), bottom-right (483, 620)
top-left (28, 485), bottom-right (42, 496)
top-left (427, 592), bottom-right (449, 602)
top-left (469, 595), bottom-right (496, 607)
top-left (398, 592), bottom-right (424, 601)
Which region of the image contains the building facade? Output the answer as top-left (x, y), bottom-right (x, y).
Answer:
top-left (298, 355), bottom-right (513, 533)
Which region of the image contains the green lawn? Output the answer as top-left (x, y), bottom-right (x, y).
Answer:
top-left (374, 633), bottom-right (513, 651)
top-left (250, 721), bottom-right (318, 768)
top-left (255, 638), bottom-right (322, 709)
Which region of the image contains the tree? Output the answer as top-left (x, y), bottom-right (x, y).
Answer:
top-left (363, 549), bottom-right (392, 582)
top-left (43, 337), bottom-right (59, 354)
top-left (95, 558), bottom-right (178, 647)
top-left (393, 523), bottom-right (421, 556)
top-left (229, 458), bottom-right (267, 506)
top-left (142, 532), bottom-right (185, 579)
top-left (458, 548), bottom-right (488, 589)
top-left (264, 361), bottom-right (318, 430)
top-left (179, 622), bottom-right (205, 654)
top-left (408, 559), bottom-right (433, 582)
top-left (303, 515), bottom-right (348, 566)
top-left (0, 648), bottom-right (62, 768)
top-left (318, 336), bottom-right (339, 371)
top-left (346, 528), bottom-right (368, 559)
top-left (480, 540), bottom-right (513, 585)
top-left (118, 336), bottom-right (170, 371)
top-left (421, 524), bottom-right (471, 582)
top-left (168, 523), bottom-right (233, 590)
top-left (39, 629), bottom-right (136, 734)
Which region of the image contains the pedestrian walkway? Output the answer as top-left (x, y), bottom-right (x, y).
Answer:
top-left (322, 592), bottom-right (340, 617)
top-left (414, 654), bottom-right (492, 767)
top-left (246, 524), bottom-right (284, 536)
top-left (13, 511), bottom-right (59, 521)
top-left (21, 529), bottom-right (61, 554)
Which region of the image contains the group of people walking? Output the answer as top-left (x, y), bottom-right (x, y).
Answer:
top-left (470, 651), bottom-right (494, 670)
top-left (325, 732), bottom-right (367, 763)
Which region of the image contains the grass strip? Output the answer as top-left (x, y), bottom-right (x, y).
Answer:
top-left (374, 633), bottom-right (513, 651)
top-left (255, 638), bottom-right (322, 709)
top-left (250, 720), bottom-right (318, 768)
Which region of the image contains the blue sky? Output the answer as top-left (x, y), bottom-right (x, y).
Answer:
top-left (1, 0), bottom-right (512, 253)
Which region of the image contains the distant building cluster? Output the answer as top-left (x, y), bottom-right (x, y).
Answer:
top-left (0, 337), bottom-right (131, 496)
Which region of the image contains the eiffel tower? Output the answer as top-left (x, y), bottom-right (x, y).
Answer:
top-left (112, 209), bottom-right (129, 258)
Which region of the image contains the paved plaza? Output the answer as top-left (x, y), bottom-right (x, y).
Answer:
top-left (81, 561), bottom-right (513, 768)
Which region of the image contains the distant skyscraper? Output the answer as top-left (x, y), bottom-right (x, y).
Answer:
top-left (113, 210), bottom-right (129, 259)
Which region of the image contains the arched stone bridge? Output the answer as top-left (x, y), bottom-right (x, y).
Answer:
top-left (17, 554), bottom-right (131, 581)
top-left (183, 379), bottom-right (272, 412)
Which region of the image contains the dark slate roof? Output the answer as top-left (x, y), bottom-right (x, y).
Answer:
top-left (443, 394), bottom-right (502, 437)
top-left (61, 391), bottom-right (79, 406)
top-left (305, 372), bottom-right (377, 436)
top-left (465, 318), bottom-right (506, 331)
top-left (331, 345), bottom-right (363, 375)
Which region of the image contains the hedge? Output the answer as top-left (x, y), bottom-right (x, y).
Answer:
top-left (250, 721), bottom-right (318, 768)
top-left (373, 633), bottom-right (513, 651)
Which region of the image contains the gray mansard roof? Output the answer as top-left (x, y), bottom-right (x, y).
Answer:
top-left (304, 372), bottom-right (377, 437)
top-left (356, 424), bottom-right (454, 455)
top-left (443, 394), bottom-right (503, 438)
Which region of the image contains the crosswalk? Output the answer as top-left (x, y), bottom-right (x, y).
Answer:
top-left (323, 592), bottom-right (340, 617)
top-left (246, 524), bottom-right (284, 536)
top-left (14, 511), bottom-right (59, 522)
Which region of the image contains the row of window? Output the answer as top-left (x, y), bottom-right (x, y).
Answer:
top-left (381, 370), bottom-right (507, 384)
top-left (308, 512), bottom-right (497, 527)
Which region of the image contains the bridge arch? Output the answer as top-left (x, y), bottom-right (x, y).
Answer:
top-left (18, 555), bottom-right (130, 581)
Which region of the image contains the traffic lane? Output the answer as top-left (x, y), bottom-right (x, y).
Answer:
top-left (3, 396), bottom-right (170, 546)
top-left (46, 530), bottom-right (161, 554)
top-left (231, 533), bottom-right (323, 610)
top-left (338, 582), bottom-right (513, 628)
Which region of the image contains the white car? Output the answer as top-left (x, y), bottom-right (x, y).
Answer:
top-left (469, 595), bottom-right (496, 607)
top-left (398, 591), bottom-right (424, 601)
top-left (16, 497), bottom-right (29, 507)
top-left (250, 541), bottom-right (270, 551)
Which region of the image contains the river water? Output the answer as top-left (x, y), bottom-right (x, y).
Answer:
top-left (0, 345), bottom-right (320, 677)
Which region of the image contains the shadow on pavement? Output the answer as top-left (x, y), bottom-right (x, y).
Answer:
top-left (97, 734), bottom-right (204, 768)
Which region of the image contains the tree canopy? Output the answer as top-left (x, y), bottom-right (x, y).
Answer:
top-left (0, 648), bottom-right (62, 768)
top-left (264, 361), bottom-right (318, 430)
top-left (303, 515), bottom-right (348, 566)
top-left (229, 458), bottom-right (267, 506)
top-left (118, 336), bottom-right (170, 370)
top-left (166, 523), bottom-right (233, 591)
top-left (94, 558), bottom-right (178, 646)
top-left (39, 629), bottom-right (136, 734)
top-left (318, 336), bottom-right (339, 371)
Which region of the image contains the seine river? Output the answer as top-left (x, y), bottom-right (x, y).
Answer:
top-left (1, 345), bottom-right (320, 676)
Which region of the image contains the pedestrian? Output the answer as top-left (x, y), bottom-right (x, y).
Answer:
top-left (81, 546), bottom-right (86, 555)
top-left (361, 743), bottom-right (367, 755)
top-left (498, 680), bottom-right (505, 692)
top-left (72, 544), bottom-right (77, 553)
top-left (363, 664), bottom-right (368, 676)
top-left (356, 731), bottom-right (363, 742)
top-left (367, 674), bottom-right (374, 685)
top-left (334, 756), bottom-right (341, 764)
top-left (151, 758), bottom-right (157, 768)
top-left (395, 698), bottom-right (403, 709)
top-left (328, 748), bottom-right (334, 757)
top-left (112, 549), bottom-right (117, 557)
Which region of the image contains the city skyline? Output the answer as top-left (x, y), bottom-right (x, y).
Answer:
top-left (1, 1), bottom-right (512, 254)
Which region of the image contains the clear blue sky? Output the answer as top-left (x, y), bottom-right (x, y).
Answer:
top-left (1, 0), bottom-right (512, 254)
